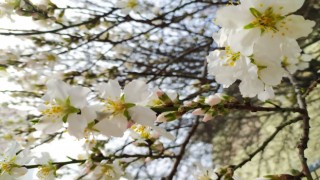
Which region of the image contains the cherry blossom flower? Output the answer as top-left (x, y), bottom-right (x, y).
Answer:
top-left (129, 124), bottom-right (175, 142)
top-left (194, 164), bottom-right (218, 180)
top-left (116, 0), bottom-right (140, 15)
top-left (0, 0), bottom-right (22, 19)
top-left (35, 79), bottom-right (96, 138)
top-left (35, 152), bottom-right (56, 180)
top-left (0, 142), bottom-right (32, 179)
top-left (94, 80), bottom-right (156, 137)
top-left (90, 160), bottom-right (124, 180)
top-left (215, 0), bottom-right (315, 56)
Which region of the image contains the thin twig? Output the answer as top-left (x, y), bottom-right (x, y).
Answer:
top-left (166, 118), bottom-right (200, 180)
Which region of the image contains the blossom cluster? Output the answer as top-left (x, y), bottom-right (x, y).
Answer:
top-left (207, 0), bottom-right (315, 101)
top-left (0, 0), bottom-right (57, 20)
top-left (35, 79), bottom-right (175, 141)
top-left (0, 141), bottom-right (127, 180)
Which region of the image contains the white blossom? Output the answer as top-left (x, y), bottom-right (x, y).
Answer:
top-left (35, 79), bottom-right (96, 138)
top-left (116, 0), bottom-right (140, 15)
top-left (0, 142), bottom-right (32, 179)
top-left (94, 79), bottom-right (156, 137)
top-left (90, 160), bottom-right (124, 180)
top-left (35, 152), bottom-right (56, 180)
top-left (215, 0), bottom-right (315, 56)
top-left (194, 164), bottom-right (218, 180)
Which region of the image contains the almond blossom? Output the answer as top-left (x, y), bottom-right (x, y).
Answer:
top-left (215, 0), bottom-right (315, 56)
top-left (116, 0), bottom-right (140, 15)
top-left (90, 160), bottom-right (124, 180)
top-left (34, 152), bottom-right (56, 180)
top-left (207, 24), bottom-right (305, 101)
top-left (0, 142), bottom-right (32, 179)
top-left (35, 79), bottom-right (97, 138)
top-left (0, 0), bottom-right (21, 19)
top-left (129, 124), bottom-right (175, 142)
top-left (194, 164), bottom-right (218, 180)
top-left (94, 79), bottom-right (156, 137)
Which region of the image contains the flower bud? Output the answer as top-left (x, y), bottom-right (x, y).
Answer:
top-left (205, 94), bottom-right (222, 106)
top-left (192, 108), bottom-right (205, 115)
top-left (202, 114), bottom-right (213, 122)
top-left (156, 112), bottom-right (178, 122)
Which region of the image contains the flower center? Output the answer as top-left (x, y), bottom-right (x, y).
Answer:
top-left (41, 98), bottom-right (79, 121)
top-left (42, 105), bottom-right (64, 115)
top-left (106, 99), bottom-right (126, 114)
top-left (245, 7), bottom-right (284, 33)
top-left (197, 170), bottom-right (214, 180)
top-left (38, 165), bottom-right (53, 177)
top-left (127, 0), bottom-right (138, 8)
top-left (131, 125), bottom-right (151, 139)
top-left (0, 162), bottom-right (14, 173)
top-left (101, 165), bottom-right (115, 178)
top-left (223, 46), bottom-right (240, 66)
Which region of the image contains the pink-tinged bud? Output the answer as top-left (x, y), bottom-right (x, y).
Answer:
top-left (156, 113), bottom-right (168, 122)
top-left (192, 108), bottom-right (205, 115)
top-left (150, 131), bottom-right (160, 139)
top-left (156, 112), bottom-right (178, 122)
top-left (205, 95), bottom-right (222, 106)
top-left (184, 101), bottom-right (193, 107)
top-left (156, 90), bottom-right (164, 97)
top-left (193, 96), bottom-right (201, 102)
top-left (202, 114), bottom-right (213, 122)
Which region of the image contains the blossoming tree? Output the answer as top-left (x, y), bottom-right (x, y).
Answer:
top-left (0, 0), bottom-right (319, 179)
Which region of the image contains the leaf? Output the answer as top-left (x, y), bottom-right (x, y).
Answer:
top-left (0, 65), bottom-right (7, 71)
top-left (120, 94), bottom-right (125, 102)
top-left (249, 8), bottom-right (261, 18)
top-left (244, 23), bottom-right (255, 29)
top-left (62, 114), bottom-right (69, 123)
top-left (30, 119), bottom-right (40, 124)
top-left (125, 103), bottom-right (135, 108)
top-left (123, 109), bottom-right (131, 120)
top-left (65, 97), bottom-right (71, 105)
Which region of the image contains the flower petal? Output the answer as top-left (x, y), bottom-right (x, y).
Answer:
top-left (278, 15), bottom-right (315, 39)
top-left (272, 0), bottom-right (304, 15)
top-left (46, 79), bottom-right (69, 100)
top-left (123, 80), bottom-right (150, 103)
top-left (69, 86), bottom-right (90, 108)
top-left (128, 106), bottom-right (156, 126)
top-left (35, 119), bottom-right (63, 135)
top-left (98, 80), bottom-right (122, 100)
top-left (94, 115), bottom-right (127, 137)
top-left (151, 125), bottom-right (175, 141)
top-left (68, 114), bottom-right (87, 139)
top-left (216, 5), bottom-right (253, 28)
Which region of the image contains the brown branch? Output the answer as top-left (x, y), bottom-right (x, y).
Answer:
top-left (166, 119), bottom-right (200, 180)
top-left (287, 72), bottom-right (312, 180)
top-left (234, 116), bottom-right (303, 170)
top-left (23, 154), bottom-right (177, 169)
top-left (302, 77), bottom-right (320, 98)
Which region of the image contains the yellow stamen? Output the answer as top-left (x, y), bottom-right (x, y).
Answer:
top-left (127, 0), bottom-right (138, 8)
top-left (251, 7), bottom-right (283, 33)
top-left (106, 99), bottom-right (126, 114)
top-left (222, 46), bottom-right (241, 67)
